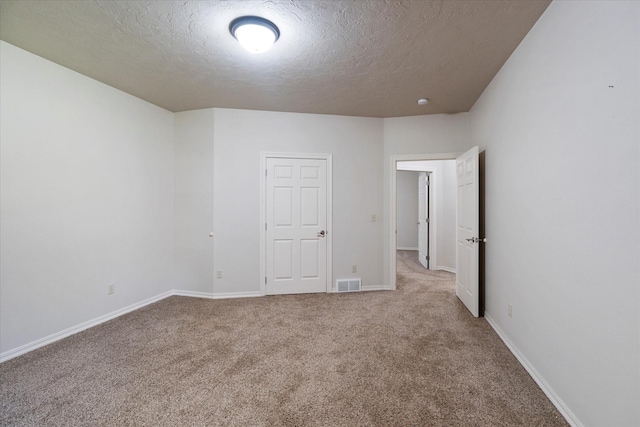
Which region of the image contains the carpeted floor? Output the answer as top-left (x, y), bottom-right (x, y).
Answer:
top-left (0, 250), bottom-right (568, 426)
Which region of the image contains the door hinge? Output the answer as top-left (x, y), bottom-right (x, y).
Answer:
top-left (426, 255), bottom-right (430, 261)
top-left (265, 277), bottom-right (267, 284)
top-left (426, 218), bottom-right (430, 224)
top-left (265, 169), bottom-right (267, 177)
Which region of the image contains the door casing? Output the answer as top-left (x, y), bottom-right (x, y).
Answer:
top-left (260, 152), bottom-right (333, 296)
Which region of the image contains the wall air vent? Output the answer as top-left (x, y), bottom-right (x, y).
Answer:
top-left (336, 279), bottom-right (362, 293)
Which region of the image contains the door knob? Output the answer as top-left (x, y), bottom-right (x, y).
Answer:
top-left (466, 237), bottom-right (487, 243)
top-left (317, 230), bottom-right (326, 237)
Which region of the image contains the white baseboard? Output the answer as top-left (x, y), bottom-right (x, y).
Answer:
top-left (1, 289), bottom-right (264, 363)
top-left (2, 285), bottom-right (397, 363)
top-left (173, 290), bottom-right (263, 299)
top-left (484, 314), bottom-right (581, 427)
top-left (436, 266), bottom-right (456, 274)
top-left (361, 285), bottom-right (388, 292)
top-left (396, 247), bottom-right (418, 251)
top-left (0, 290), bottom-right (173, 363)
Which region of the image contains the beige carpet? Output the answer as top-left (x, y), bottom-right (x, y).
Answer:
top-left (0, 251), bottom-right (568, 426)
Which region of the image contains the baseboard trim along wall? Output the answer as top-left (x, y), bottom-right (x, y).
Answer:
top-left (396, 247), bottom-right (419, 251)
top-left (436, 266), bottom-right (456, 274)
top-left (172, 290), bottom-right (263, 299)
top-left (361, 285), bottom-right (388, 292)
top-left (0, 290), bottom-right (174, 363)
top-left (4, 286), bottom-right (405, 363)
top-left (329, 285), bottom-right (388, 293)
top-left (1, 289), bottom-right (266, 363)
top-left (484, 314), bottom-right (581, 427)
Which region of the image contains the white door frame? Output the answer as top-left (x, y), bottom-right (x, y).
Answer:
top-left (390, 152), bottom-right (460, 290)
top-left (260, 152), bottom-right (333, 296)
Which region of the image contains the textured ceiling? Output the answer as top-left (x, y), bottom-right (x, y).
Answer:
top-left (0, 0), bottom-right (550, 117)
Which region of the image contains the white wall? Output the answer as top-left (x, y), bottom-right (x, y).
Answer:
top-left (383, 114), bottom-right (471, 286)
top-left (471, 2), bottom-right (640, 426)
top-left (396, 171), bottom-right (419, 249)
top-left (174, 109), bottom-right (215, 294)
top-left (172, 108), bottom-right (385, 294)
top-left (0, 42), bottom-right (175, 355)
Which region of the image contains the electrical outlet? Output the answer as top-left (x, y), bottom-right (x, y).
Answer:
top-left (371, 214), bottom-right (376, 222)
top-left (352, 265), bottom-right (357, 273)
top-left (216, 270), bottom-right (223, 279)
top-left (108, 284), bottom-right (115, 295)
top-left (508, 303), bottom-right (512, 318)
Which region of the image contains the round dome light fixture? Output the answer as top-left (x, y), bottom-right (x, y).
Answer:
top-left (230, 16), bottom-right (280, 53)
top-left (417, 98), bottom-right (429, 106)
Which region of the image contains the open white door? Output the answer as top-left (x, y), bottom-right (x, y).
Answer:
top-left (418, 172), bottom-right (429, 269)
top-left (456, 146), bottom-right (481, 317)
top-left (265, 157), bottom-right (328, 295)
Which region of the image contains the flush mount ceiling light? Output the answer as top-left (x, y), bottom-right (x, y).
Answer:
top-left (417, 98), bottom-right (429, 106)
top-left (230, 16), bottom-right (280, 53)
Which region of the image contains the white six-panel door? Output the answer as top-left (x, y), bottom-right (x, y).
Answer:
top-left (266, 158), bottom-right (328, 295)
top-left (456, 146), bottom-right (480, 317)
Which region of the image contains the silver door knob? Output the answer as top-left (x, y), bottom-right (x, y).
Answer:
top-left (466, 237), bottom-right (487, 243)
top-left (317, 230), bottom-right (326, 237)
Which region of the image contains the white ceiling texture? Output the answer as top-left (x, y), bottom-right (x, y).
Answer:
top-left (0, 0), bottom-right (551, 117)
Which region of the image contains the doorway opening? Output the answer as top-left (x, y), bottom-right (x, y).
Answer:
top-left (396, 166), bottom-right (435, 270)
top-left (390, 153), bottom-right (460, 290)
